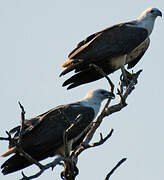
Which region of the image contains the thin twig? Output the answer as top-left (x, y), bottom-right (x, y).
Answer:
top-left (73, 129), bottom-right (114, 157)
top-left (89, 64), bottom-right (114, 93)
top-left (105, 158), bottom-right (127, 180)
top-left (18, 101), bottom-right (26, 143)
top-left (0, 131), bottom-right (12, 141)
top-left (72, 97), bottom-right (113, 159)
top-left (17, 102), bottom-right (45, 170)
top-left (63, 129), bottom-right (69, 158)
top-left (1, 67), bottom-right (142, 179)
top-left (59, 109), bottom-right (72, 125)
top-left (105, 69), bottom-right (142, 116)
top-left (63, 114), bottom-right (84, 158)
top-left (17, 145), bottom-right (45, 170)
top-left (88, 129), bottom-right (114, 148)
top-left (79, 97), bottom-right (112, 147)
top-left (20, 157), bottom-right (66, 180)
top-left (62, 114), bottom-right (84, 180)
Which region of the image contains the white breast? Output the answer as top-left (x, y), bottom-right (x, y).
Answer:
top-left (109, 55), bottom-right (127, 70)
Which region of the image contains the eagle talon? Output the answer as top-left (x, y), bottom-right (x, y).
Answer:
top-left (121, 69), bottom-right (139, 87)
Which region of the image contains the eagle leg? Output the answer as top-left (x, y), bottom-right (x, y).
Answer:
top-left (61, 160), bottom-right (78, 180)
top-left (121, 66), bottom-right (129, 84)
top-left (120, 67), bottom-right (138, 86)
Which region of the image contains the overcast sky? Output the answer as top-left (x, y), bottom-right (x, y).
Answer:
top-left (0, 0), bottom-right (163, 179)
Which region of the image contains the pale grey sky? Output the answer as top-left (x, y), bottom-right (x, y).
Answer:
top-left (0, 0), bottom-right (163, 179)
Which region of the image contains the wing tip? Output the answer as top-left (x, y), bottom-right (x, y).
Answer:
top-left (67, 85), bottom-right (74, 90)
top-left (1, 167), bottom-right (8, 175)
top-left (61, 59), bottom-right (73, 68)
top-left (62, 80), bottom-right (70, 87)
top-left (60, 66), bottom-right (75, 77)
top-left (59, 72), bottom-right (64, 77)
top-left (62, 81), bottom-right (79, 90)
top-left (59, 70), bottom-right (68, 77)
top-left (1, 147), bottom-right (16, 157)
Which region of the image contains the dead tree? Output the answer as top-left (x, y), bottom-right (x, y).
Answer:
top-left (0, 65), bottom-right (142, 180)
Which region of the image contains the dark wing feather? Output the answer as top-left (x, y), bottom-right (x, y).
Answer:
top-left (61, 23), bottom-right (148, 76)
top-left (1, 104), bottom-right (94, 174)
top-left (68, 32), bottom-right (99, 57)
top-left (20, 105), bottom-right (94, 149)
top-left (127, 38), bottom-right (150, 69)
top-left (127, 51), bottom-right (146, 69)
top-left (69, 23), bottom-right (148, 60)
top-left (63, 60), bottom-right (115, 89)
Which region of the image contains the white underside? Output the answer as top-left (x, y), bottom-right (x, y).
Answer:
top-left (108, 37), bottom-right (150, 70)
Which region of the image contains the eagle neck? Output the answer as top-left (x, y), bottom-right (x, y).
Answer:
top-left (79, 98), bottom-right (102, 118)
top-left (135, 16), bottom-right (156, 35)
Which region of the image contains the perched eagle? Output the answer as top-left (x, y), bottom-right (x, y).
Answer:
top-left (1, 89), bottom-right (114, 175)
top-left (60, 8), bottom-right (162, 89)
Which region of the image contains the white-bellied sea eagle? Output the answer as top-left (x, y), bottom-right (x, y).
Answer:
top-left (1, 89), bottom-right (114, 175)
top-left (60, 8), bottom-right (162, 89)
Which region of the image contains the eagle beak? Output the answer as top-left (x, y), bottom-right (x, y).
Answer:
top-left (108, 92), bottom-right (115, 99)
top-left (157, 10), bottom-right (162, 17)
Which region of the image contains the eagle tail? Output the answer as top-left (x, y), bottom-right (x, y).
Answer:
top-left (1, 147), bottom-right (16, 157)
top-left (61, 59), bottom-right (73, 68)
top-left (1, 147), bottom-right (52, 175)
top-left (60, 61), bottom-right (84, 77)
top-left (62, 68), bottom-right (105, 89)
top-left (60, 65), bottom-right (75, 77)
top-left (1, 154), bottom-right (32, 175)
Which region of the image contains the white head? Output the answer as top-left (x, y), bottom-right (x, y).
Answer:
top-left (83, 89), bottom-right (115, 103)
top-left (80, 89), bottom-right (115, 117)
top-left (139, 8), bottom-right (162, 20)
top-left (136, 8), bottom-right (162, 35)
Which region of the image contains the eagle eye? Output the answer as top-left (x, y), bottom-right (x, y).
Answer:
top-left (150, 9), bottom-right (155, 13)
top-left (100, 91), bottom-right (106, 95)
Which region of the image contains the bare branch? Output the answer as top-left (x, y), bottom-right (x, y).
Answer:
top-left (72, 97), bottom-right (114, 159)
top-left (79, 97), bottom-right (112, 147)
top-left (59, 109), bottom-right (72, 126)
top-left (73, 129), bottom-right (114, 157)
top-left (61, 115), bottom-right (84, 180)
top-left (63, 130), bottom-right (69, 158)
top-left (16, 102), bottom-right (45, 170)
top-left (105, 158), bottom-right (127, 180)
top-left (89, 129), bottom-right (114, 148)
top-left (17, 145), bottom-right (45, 170)
top-left (105, 69), bottom-right (142, 116)
top-left (18, 101), bottom-right (26, 143)
top-left (19, 109), bottom-right (82, 180)
top-left (0, 131), bottom-right (12, 141)
top-left (62, 128), bottom-right (76, 180)
top-left (0, 66), bottom-right (142, 179)
top-left (71, 67), bottom-right (141, 179)
top-left (89, 64), bottom-right (114, 93)
top-left (20, 156), bottom-right (66, 180)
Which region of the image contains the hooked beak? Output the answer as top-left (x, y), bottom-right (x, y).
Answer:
top-left (157, 9), bottom-right (162, 17)
top-left (108, 92), bottom-right (115, 99)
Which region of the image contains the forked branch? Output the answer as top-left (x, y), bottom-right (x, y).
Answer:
top-left (0, 65), bottom-right (142, 179)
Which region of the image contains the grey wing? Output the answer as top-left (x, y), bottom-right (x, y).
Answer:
top-left (15, 104), bottom-right (95, 156)
top-left (60, 24), bottom-right (148, 76)
top-left (68, 32), bottom-right (99, 57)
top-left (69, 24), bottom-right (148, 61)
top-left (127, 37), bottom-right (150, 69)
top-left (9, 119), bottom-right (38, 135)
top-left (1, 104), bottom-right (95, 174)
